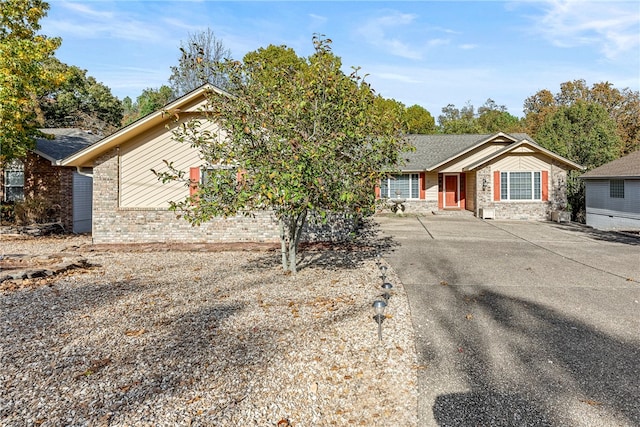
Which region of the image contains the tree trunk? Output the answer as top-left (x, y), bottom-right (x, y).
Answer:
top-left (279, 210), bottom-right (307, 274)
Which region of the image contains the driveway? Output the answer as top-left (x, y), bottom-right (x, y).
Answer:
top-left (376, 214), bottom-right (640, 427)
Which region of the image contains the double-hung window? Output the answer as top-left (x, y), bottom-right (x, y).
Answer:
top-left (3, 159), bottom-right (24, 202)
top-left (380, 174), bottom-right (419, 199)
top-left (500, 171), bottom-right (541, 201)
top-left (609, 180), bottom-right (624, 198)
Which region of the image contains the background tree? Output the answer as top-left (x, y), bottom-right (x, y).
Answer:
top-left (38, 58), bottom-right (123, 134)
top-left (535, 101), bottom-right (623, 221)
top-left (438, 102), bottom-right (483, 134)
top-left (168, 28), bottom-right (231, 98)
top-left (158, 37), bottom-right (410, 273)
top-left (524, 80), bottom-right (640, 154)
top-left (438, 99), bottom-right (522, 134)
top-left (522, 89), bottom-right (557, 137)
top-left (476, 99), bottom-right (522, 133)
top-left (403, 104), bottom-right (436, 134)
top-left (121, 85), bottom-right (174, 125)
top-left (0, 0), bottom-right (63, 162)
top-left (373, 96), bottom-right (405, 133)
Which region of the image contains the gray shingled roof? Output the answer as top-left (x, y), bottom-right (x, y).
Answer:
top-left (35, 128), bottom-right (102, 162)
top-left (580, 150), bottom-right (640, 179)
top-left (400, 133), bottom-right (532, 171)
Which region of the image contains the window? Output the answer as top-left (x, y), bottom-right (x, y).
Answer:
top-left (610, 180), bottom-right (624, 198)
top-left (380, 174), bottom-right (419, 199)
top-left (3, 159), bottom-right (24, 202)
top-left (500, 171), bottom-right (541, 201)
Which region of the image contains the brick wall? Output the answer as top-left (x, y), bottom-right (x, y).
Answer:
top-left (22, 153), bottom-right (75, 230)
top-left (475, 164), bottom-right (569, 220)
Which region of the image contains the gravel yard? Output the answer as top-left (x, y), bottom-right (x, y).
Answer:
top-left (1, 234), bottom-right (417, 426)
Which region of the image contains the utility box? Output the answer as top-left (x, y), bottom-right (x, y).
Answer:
top-left (479, 208), bottom-right (495, 219)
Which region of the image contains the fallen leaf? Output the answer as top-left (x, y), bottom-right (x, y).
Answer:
top-left (440, 280), bottom-right (448, 286)
top-left (186, 396), bottom-right (201, 404)
top-left (465, 313), bottom-right (473, 320)
top-left (125, 328), bottom-right (146, 337)
top-left (580, 399), bottom-right (603, 406)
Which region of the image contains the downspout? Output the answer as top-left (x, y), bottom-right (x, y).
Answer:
top-left (74, 166), bottom-right (93, 178)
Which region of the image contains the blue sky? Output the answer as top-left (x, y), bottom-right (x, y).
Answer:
top-left (41, 1), bottom-right (639, 118)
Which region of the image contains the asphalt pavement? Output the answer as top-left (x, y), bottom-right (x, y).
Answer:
top-left (376, 214), bottom-right (640, 427)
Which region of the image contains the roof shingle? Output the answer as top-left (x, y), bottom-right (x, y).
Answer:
top-left (35, 128), bottom-right (102, 162)
top-left (401, 133), bottom-right (532, 170)
top-left (580, 150), bottom-right (640, 179)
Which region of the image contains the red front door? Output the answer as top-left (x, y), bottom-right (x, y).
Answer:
top-left (444, 174), bottom-right (459, 207)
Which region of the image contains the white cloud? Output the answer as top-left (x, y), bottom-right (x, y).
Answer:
top-left (58, 1), bottom-right (114, 19)
top-left (355, 11), bottom-right (424, 60)
top-left (44, 1), bottom-right (170, 43)
top-left (376, 72), bottom-right (423, 84)
top-left (531, 0), bottom-right (640, 59)
top-left (308, 13), bottom-right (328, 26)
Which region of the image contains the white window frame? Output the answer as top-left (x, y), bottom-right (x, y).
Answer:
top-left (380, 173), bottom-right (420, 199)
top-left (3, 159), bottom-right (25, 202)
top-left (500, 171), bottom-right (542, 201)
top-left (609, 180), bottom-right (624, 198)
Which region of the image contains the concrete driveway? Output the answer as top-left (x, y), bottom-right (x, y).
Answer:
top-left (376, 214), bottom-right (640, 427)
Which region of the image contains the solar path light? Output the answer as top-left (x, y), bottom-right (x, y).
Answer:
top-left (381, 282), bottom-right (393, 302)
top-left (372, 300), bottom-right (387, 341)
top-left (379, 265), bottom-right (387, 282)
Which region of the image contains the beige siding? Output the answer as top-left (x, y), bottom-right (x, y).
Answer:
top-left (491, 153), bottom-right (551, 171)
top-left (120, 118), bottom-right (220, 208)
top-left (466, 172), bottom-right (476, 211)
top-left (439, 143), bottom-right (510, 172)
top-left (425, 172), bottom-right (439, 202)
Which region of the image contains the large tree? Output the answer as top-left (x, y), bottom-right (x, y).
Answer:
top-left (438, 99), bottom-right (522, 134)
top-left (535, 101), bottom-right (623, 221)
top-left (476, 99), bottom-right (522, 133)
top-left (159, 37), bottom-right (410, 273)
top-left (0, 0), bottom-right (63, 162)
top-left (403, 104), bottom-right (436, 134)
top-left (524, 80), bottom-right (640, 154)
top-left (168, 28), bottom-right (231, 98)
top-left (38, 58), bottom-right (123, 134)
top-left (438, 102), bottom-right (483, 134)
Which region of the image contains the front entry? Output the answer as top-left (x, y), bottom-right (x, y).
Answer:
top-left (444, 174), bottom-right (459, 208)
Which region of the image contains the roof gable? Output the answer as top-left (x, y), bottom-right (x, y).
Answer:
top-left (580, 150), bottom-right (640, 179)
top-left (463, 139), bottom-right (584, 171)
top-left (402, 132), bottom-right (531, 171)
top-left (60, 84), bottom-right (226, 167)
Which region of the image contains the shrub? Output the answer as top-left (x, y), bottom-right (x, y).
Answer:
top-left (13, 197), bottom-right (57, 225)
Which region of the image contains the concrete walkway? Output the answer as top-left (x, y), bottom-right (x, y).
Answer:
top-left (376, 214), bottom-right (640, 427)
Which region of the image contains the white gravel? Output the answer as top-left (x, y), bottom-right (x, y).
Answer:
top-left (1, 235), bottom-right (418, 426)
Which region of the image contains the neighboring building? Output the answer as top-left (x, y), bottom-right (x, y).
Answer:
top-left (580, 150), bottom-right (640, 231)
top-left (380, 133), bottom-right (583, 220)
top-left (1, 128), bottom-right (100, 232)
